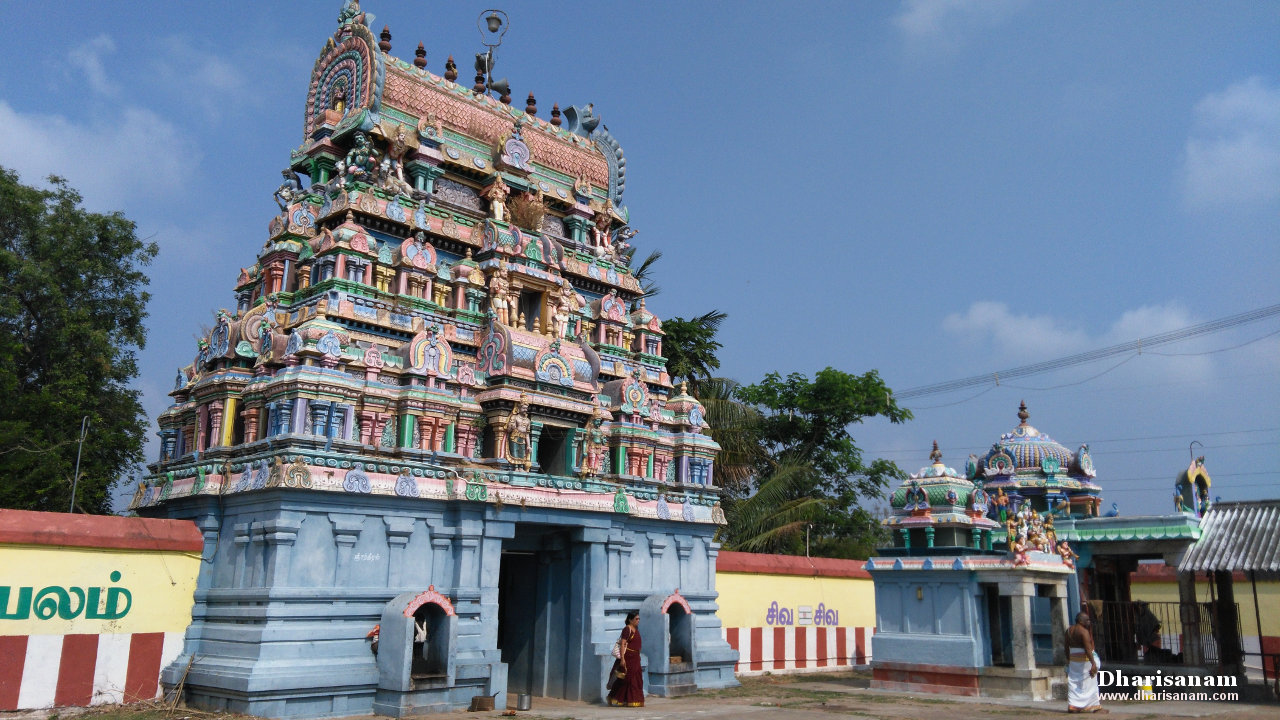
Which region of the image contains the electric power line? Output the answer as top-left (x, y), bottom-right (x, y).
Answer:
top-left (894, 302), bottom-right (1280, 400)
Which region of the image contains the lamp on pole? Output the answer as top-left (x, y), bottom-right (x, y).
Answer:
top-left (473, 9), bottom-right (510, 102)
top-left (69, 416), bottom-right (90, 513)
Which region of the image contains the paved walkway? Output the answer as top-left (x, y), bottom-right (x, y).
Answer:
top-left (479, 674), bottom-right (1277, 720)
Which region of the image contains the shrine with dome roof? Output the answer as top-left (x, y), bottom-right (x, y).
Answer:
top-left (868, 402), bottom-right (1210, 699)
top-left (132, 2), bottom-right (736, 715)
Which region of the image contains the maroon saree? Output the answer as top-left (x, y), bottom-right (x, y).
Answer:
top-left (607, 626), bottom-right (644, 707)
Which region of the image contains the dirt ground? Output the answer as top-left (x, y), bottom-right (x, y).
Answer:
top-left (5, 673), bottom-right (1276, 720)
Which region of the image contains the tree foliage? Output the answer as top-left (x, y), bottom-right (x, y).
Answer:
top-left (722, 368), bottom-right (912, 558)
top-left (660, 309), bottom-right (726, 396)
top-left (0, 167), bottom-right (157, 513)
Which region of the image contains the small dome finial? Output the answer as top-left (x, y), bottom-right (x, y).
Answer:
top-left (526, 92), bottom-right (537, 116)
top-left (1018, 400), bottom-right (1029, 424)
top-left (551, 103), bottom-right (562, 127)
top-left (414, 42), bottom-right (427, 69)
top-left (379, 26), bottom-right (392, 54)
top-left (444, 55), bottom-right (458, 82)
top-left (930, 440), bottom-right (942, 464)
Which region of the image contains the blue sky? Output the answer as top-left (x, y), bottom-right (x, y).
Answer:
top-left (1, 1), bottom-right (1276, 512)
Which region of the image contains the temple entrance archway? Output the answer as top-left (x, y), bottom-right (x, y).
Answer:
top-left (497, 523), bottom-right (593, 701)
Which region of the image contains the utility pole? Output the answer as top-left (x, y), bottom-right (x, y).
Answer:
top-left (69, 416), bottom-right (90, 513)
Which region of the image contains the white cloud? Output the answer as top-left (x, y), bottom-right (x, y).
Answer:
top-left (943, 301), bottom-right (1215, 385)
top-left (0, 100), bottom-right (198, 210)
top-left (67, 34), bottom-right (118, 97)
top-left (1182, 76), bottom-right (1280, 210)
top-left (149, 36), bottom-right (252, 120)
top-left (894, 0), bottom-right (1026, 47)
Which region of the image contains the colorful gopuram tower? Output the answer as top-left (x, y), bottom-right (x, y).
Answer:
top-left (134, 2), bottom-right (736, 715)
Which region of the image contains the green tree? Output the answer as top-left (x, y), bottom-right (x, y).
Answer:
top-left (660, 309), bottom-right (726, 396)
top-left (730, 368), bottom-right (912, 558)
top-left (0, 167), bottom-right (157, 513)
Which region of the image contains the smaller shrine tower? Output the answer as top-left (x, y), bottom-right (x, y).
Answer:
top-left (868, 441), bottom-right (1075, 700)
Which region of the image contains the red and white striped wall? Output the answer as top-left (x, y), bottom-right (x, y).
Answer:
top-left (723, 625), bottom-right (873, 675)
top-left (0, 632), bottom-right (184, 711)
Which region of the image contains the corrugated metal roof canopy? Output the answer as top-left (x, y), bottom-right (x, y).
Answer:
top-left (1178, 500), bottom-right (1280, 576)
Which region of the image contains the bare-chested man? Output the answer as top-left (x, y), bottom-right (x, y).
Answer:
top-left (1066, 611), bottom-right (1106, 713)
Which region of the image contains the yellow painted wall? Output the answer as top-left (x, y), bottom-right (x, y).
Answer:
top-left (717, 571), bottom-right (876, 629)
top-left (0, 545), bottom-right (201, 636)
top-left (1132, 578), bottom-right (1280, 636)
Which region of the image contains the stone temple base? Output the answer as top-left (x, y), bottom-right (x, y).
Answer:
top-left (872, 661), bottom-right (1064, 701)
top-left (148, 491), bottom-right (738, 718)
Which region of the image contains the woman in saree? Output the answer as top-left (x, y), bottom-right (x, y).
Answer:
top-left (607, 611), bottom-right (644, 707)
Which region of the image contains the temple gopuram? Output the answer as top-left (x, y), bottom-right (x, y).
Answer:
top-left (133, 2), bottom-right (736, 715)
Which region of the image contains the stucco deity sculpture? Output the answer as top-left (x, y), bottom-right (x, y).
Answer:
top-left (482, 177), bottom-right (510, 222)
top-left (488, 266), bottom-right (511, 325)
top-left (579, 406), bottom-right (610, 477)
top-left (591, 211), bottom-right (613, 259)
top-left (504, 395), bottom-right (532, 471)
top-left (274, 169), bottom-right (303, 211)
top-left (337, 132), bottom-right (376, 188)
top-left (550, 291), bottom-right (569, 338)
top-left (386, 124), bottom-right (411, 181)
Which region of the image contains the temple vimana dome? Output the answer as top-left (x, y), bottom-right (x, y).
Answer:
top-left (133, 1), bottom-right (736, 715)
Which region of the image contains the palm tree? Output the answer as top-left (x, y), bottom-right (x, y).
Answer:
top-left (717, 456), bottom-right (829, 553)
top-left (661, 310), bottom-right (726, 396)
top-left (623, 247), bottom-right (662, 299)
top-left (696, 377), bottom-right (760, 492)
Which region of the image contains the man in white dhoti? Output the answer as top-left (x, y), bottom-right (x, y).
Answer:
top-left (1066, 612), bottom-right (1107, 713)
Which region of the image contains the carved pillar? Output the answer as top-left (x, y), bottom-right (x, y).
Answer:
top-left (233, 522), bottom-right (251, 588)
top-left (648, 535), bottom-right (668, 590)
top-left (360, 409), bottom-right (377, 445)
top-left (310, 400), bottom-right (331, 437)
top-left (430, 536), bottom-right (453, 589)
top-left (296, 261), bottom-right (312, 290)
top-left (563, 215), bottom-right (590, 246)
top-left (263, 514), bottom-right (303, 587)
top-left (457, 535), bottom-right (481, 589)
top-left (249, 522), bottom-right (267, 587)
top-left (1001, 581), bottom-right (1036, 671)
top-left (398, 412), bottom-right (416, 448)
top-left (277, 402), bottom-right (293, 437)
top-left (1050, 593), bottom-right (1069, 665)
top-left (408, 163), bottom-right (444, 194)
top-left (207, 404), bottom-right (224, 448)
top-left (384, 516), bottom-right (415, 587)
top-left (160, 429), bottom-right (178, 461)
top-left (192, 514), bottom-right (221, 590)
top-left (329, 513), bottom-right (365, 586)
top-left (675, 538), bottom-right (693, 591)
top-left (195, 405), bottom-right (209, 452)
top-left (334, 253), bottom-right (347, 281)
top-left (293, 398), bottom-right (309, 434)
top-left (529, 421), bottom-right (543, 468)
top-left (421, 417), bottom-right (438, 451)
top-left (264, 264), bottom-right (282, 294)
